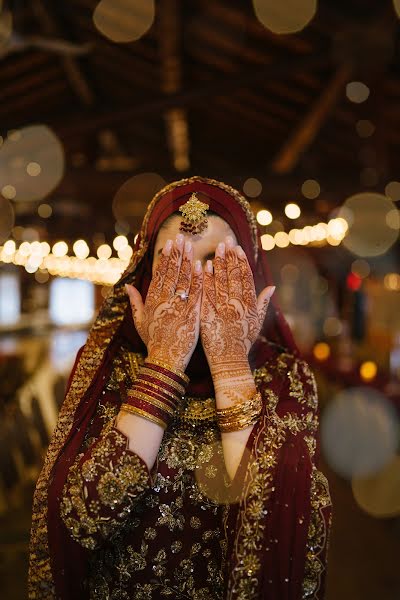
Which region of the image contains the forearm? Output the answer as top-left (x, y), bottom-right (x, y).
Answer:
top-left (115, 409), bottom-right (164, 472)
top-left (212, 361), bottom-right (258, 482)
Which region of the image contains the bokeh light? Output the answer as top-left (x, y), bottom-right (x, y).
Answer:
top-left (38, 203), bottom-right (52, 218)
top-left (351, 259), bottom-right (370, 279)
top-left (385, 181), bottom-right (400, 202)
top-left (52, 241), bottom-right (68, 257)
top-left (243, 177), bottom-right (262, 198)
top-left (360, 361), bottom-right (377, 382)
top-left (284, 203), bottom-right (301, 219)
top-left (346, 81), bottom-right (370, 103)
top-left (356, 119), bottom-right (375, 138)
top-left (260, 234), bottom-right (275, 250)
top-left (313, 342), bottom-right (330, 361)
top-left (323, 317), bottom-right (342, 337)
top-left (301, 179), bottom-right (320, 199)
top-left (73, 239), bottom-right (90, 259)
top-left (384, 273), bottom-right (400, 291)
top-left (253, 0), bottom-right (317, 34)
top-left (113, 173), bottom-right (166, 232)
top-left (339, 193), bottom-right (399, 257)
top-left (0, 125), bottom-right (64, 202)
top-left (256, 209), bottom-right (273, 225)
top-left (93, 0), bottom-right (155, 42)
top-left (321, 387), bottom-right (398, 479)
top-left (97, 244), bottom-right (112, 259)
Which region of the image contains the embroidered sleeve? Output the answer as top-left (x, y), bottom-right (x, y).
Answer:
top-left (60, 421), bottom-right (151, 550)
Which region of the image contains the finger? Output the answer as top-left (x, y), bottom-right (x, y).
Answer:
top-left (175, 240), bottom-right (193, 299)
top-left (125, 283), bottom-right (144, 329)
top-left (163, 236), bottom-right (184, 299)
top-left (237, 245), bottom-right (257, 309)
top-left (188, 259), bottom-right (203, 310)
top-left (225, 242), bottom-right (242, 300)
top-left (147, 239), bottom-right (172, 304)
top-left (257, 285), bottom-right (276, 327)
top-left (201, 259), bottom-right (217, 315)
top-left (214, 242), bottom-right (229, 312)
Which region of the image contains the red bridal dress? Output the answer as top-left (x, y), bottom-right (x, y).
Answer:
top-left (29, 177), bottom-right (332, 600)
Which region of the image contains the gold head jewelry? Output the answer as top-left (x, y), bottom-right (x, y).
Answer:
top-left (178, 192), bottom-right (209, 235)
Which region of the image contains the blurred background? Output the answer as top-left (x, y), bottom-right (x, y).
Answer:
top-left (1, 0), bottom-right (400, 598)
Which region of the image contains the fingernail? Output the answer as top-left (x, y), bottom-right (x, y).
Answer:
top-left (185, 240), bottom-right (192, 253)
top-left (176, 233), bottom-right (184, 245)
top-left (124, 283), bottom-right (131, 295)
top-left (206, 259), bottom-right (213, 273)
top-left (225, 235), bottom-right (234, 246)
top-left (266, 286), bottom-right (276, 298)
top-left (236, 246), bottom-right (245, 257)
top-left (195, 259), bottom-right (201, 272)
top-left (165, 239), bottom-right (172, 251)
top-left (217, 242), bottom-right (225, 255)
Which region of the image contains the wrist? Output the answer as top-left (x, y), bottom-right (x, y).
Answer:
top-left (210, 357), bottom-right (251, 382)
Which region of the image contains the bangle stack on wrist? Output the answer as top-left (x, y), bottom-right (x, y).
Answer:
top-left (216, 390), bottom-right (263, 433)
top-left (121, 357), bottom-right (189, 430)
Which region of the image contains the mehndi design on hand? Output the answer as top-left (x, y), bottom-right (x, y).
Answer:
top-left (200, 237), bottom-right (275, 380)
top-left (125, 235), bottom-right (203, 372)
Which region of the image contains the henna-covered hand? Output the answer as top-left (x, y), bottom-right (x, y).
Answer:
top-left (125, 233), bottom-right (203, 372)
top-left (200, 236), bottom-right (275, 380)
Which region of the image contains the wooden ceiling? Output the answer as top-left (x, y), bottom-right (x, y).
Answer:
top-left (2, 0), bottom-right (400, 242)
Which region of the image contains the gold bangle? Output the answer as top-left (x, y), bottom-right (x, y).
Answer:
top-left (132, 377), bottom-right (181, 403)
top-left (218, 413), bottom-right (261, 433)
top-left (120, 404), bottom-right (167, 429)
top-left (216, 391), bottom-right (262, 419)
top-left (140, 366), bottom-right (185, 396)
top-left (144, 357), bottom-right (189, 385)
top-left (125, 389), bottom-right (175, 416)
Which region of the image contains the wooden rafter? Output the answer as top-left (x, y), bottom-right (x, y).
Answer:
top-left (270, 63), bottom-right (353, 174)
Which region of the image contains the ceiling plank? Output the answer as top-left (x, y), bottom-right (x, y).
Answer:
top-left (270, 63), bottom-right (353, 174)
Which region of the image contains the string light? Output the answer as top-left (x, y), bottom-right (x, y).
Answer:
top-left (285, 203), bottom-right (301, 219)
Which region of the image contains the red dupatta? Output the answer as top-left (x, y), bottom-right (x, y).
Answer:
top-left (28, 176), bottom-right (331, 599)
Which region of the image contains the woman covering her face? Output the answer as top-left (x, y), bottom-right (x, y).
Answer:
top-left (28, 177), bottom-right (332, 599)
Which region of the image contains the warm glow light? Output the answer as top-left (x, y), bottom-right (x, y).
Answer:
top-left (285, 203), bottom-right (301, 219)
top-left (113, 235), bottom-right (128, 251)
top-left (274, 231), bottom-right (289, 247)
top-left (385, 181), bottom-right (400, 202)
top-left (97, 244), bottom-right (112, 259)
top-left (93, 0), bottom-right (155, 43)
top-left (3, 240), bottom-right (16, 255)
top-left (360, 361), bottom-right (377, 382)
top-left (301, 179), bottom-right (320, 199)
top-left (384, 273), bottom-right (400, 291)
top-left (26, 162), bottom-right (41, 176)
top-left (346, 81), bottom-right (370, 103)
top-left (313, 342), bottom-right (331, 361)
top-left (256, 209), bottom-right (273, 225)
top-left (356, 120), bottom-right (375, 138)
top-left (52, 241), bottom-right (68, 257)
top-left (73, 239), bottom-right (90, 259)
top-left (351, 259), bottom-right (370, 279)
top-left (38, 203), bottom-right (52, 218)
top-left (253, 0), bottom-right (317, 34)
top-left (118, 245), bottom-right (133, 260)
top-left (2, 184), bottom-right (16, 199)
top-left (260, 234), bottom-right (275, 251)
top-left (243, 178), bottom-right (262, 198)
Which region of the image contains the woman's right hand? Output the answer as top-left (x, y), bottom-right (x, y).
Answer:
top-left (125, 233), bottom-right (203, 372)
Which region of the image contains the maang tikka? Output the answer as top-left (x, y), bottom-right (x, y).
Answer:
top-left (178, 192), bottom-right (209, 235)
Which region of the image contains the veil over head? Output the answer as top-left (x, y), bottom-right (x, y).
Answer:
top-left (119, 176), bottom-right (298, 396)
top-left (28, 176), bottom-right (302, 599)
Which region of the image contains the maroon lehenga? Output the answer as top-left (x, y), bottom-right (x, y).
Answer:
top-left (28, 177), bottom-right (332, 599)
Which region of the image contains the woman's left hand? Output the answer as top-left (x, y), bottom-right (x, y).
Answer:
top-left (200, 236), bottom-right (275, 378)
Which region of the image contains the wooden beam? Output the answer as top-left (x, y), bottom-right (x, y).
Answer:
top-left (270, 63), bottom-right (353, 174)
top-left (158, 0), bottom-right (190, 172)
top-left (31, 0), bottom-right (95, 107)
